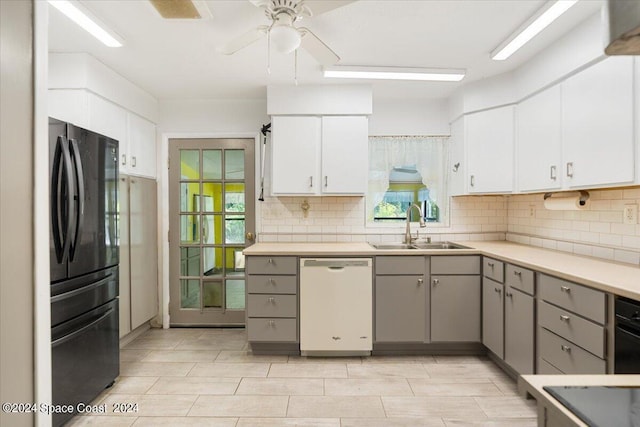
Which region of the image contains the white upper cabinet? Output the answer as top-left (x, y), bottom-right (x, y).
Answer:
top-left (271, 115), bottom-right (368, 196)
top-left (517, 85), bottom-right (563, 192)
top-left (466, 106), bottom-right (514, 194)
top-left (561, 57), bottom-right (634, 188)
top-left (271, 116), bottom-right (322, 195)
top-left (321, 116), bottom-right (368, 195)
top-left (87, 93), bottom-right (127, 146)
top-left (125, 113), bottom-right (157, 179)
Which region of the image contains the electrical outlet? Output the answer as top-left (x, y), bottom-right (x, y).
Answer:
top-left (624, 204), bottom-right (638, 225)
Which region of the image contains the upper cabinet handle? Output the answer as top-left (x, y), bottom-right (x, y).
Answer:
top-left (121, 154), bottom-right (127, 166)
top-left (550, 165), bottom-right (557, 180)
top-left (470, 175), bottom-right (475, 187)
top-left (566, 162), bottom-right (574, 178)
top-left (324, 176), bottom-right (328, 187)
top-left (309, 176), bottom-right (313, 188)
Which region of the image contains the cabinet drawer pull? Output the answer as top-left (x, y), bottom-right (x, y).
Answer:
top-left (267, 258), bottom-right (274, 264)
top-left (566, 162), bottom-right (574, 178)
top-left (268, 297), bottom-right (275, 303)
top-left (432, 279), bottom-right (439, 286)
top-left (494, 287), bottom-right (502, 294)
top-left (487, 262), bottom-right (495, 268)
top-left (560, 286), bottom-right (571, 293)
top-left (560, 315), bottom-right (570, 322)
top-left (561, 345), bottom-right (572, 353)
top-left (550, 165), bottom-right (557, 180)
top-left (268, 320), bottom-right (275, 327)
top-left (268, 278), bottom-right (275, 285)
top-left (513, 270), bottom-right (522, 277)
top-left (417, 278), bottom-right (424, 286)
top-left (505, 292), bottom-right (513, 298)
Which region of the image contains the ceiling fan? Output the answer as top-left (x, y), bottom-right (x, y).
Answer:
top-left (217, 0), bottom-right (355, 66)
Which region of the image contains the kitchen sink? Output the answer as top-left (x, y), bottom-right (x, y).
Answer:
top-left (370, 242), bottom-right (469, 250)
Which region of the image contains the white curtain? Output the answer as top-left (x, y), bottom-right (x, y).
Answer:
top-left (367, 136), bottom-right (450, 222)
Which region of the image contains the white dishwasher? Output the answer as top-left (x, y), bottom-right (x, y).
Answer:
top-left (300, 258), bottom-right (373, 356)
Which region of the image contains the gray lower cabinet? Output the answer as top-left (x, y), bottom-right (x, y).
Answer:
top-left (537, 273), bottom-right (607, 374)
top-left (374, 256), bottom-right (427, 343)
top-left (482, 277), bottom-right (504, 358)
top-left (430, 256), bottom-right (481, 342)
top-left (504, 287), bottom-right (535, 374)
top-left (246, 256), bottom-right (298, 344)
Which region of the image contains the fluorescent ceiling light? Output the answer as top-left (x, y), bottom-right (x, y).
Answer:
top-left (48, 0), bottom-right (123, 47)
top-left (323, 66), bottom-right (465, 82)
top-left (491, 0), bottom-right (578, 61)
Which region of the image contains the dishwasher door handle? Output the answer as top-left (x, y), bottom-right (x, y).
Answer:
top-left (302, 260), bottom-right (370, 268)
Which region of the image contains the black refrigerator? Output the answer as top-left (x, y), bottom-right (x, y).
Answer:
top-left (49, 118), bottom-right (120, 426)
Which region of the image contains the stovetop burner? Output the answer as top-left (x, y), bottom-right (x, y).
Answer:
top-left (544, 386), bottom-right (640, 427)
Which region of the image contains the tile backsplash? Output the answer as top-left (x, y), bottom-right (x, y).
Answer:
top-left (506, 187), bottom-right (640, 265)
top-left (257, 195), bottom-right (507, 243)
top-left (257, 186), bottom-right (640, 266)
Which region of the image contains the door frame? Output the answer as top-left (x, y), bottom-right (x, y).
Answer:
top-left (159, 132), bottom-right (262, 328)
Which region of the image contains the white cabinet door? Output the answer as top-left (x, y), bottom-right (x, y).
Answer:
top-left (321, 116), bottom-right (368, 195)
top-left (87, 92), bottom-right (127, 144)
top-left (127, 113), bottom-right (157, 179)
top-left (466, 106), bottom-right (514, 194)
top-left (448, 118), bottom-right (466, 196)
top-left (271, 116), bottom-right (321, 195)
top-left (48, 89), bottom-right (89, 128)
top-left (562, 57), bottom-right (634, 188)
top-left (517, 85), bottom-right (563, 192)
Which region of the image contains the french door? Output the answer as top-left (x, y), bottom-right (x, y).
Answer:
top-left (169, 138), bottom-right (255, 325)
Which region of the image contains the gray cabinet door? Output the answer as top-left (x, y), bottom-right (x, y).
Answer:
top-left (482, 277), bottom-right (504, 358)
top-left (375, 275), bottom-right (426, 342)
top-left (431, 275), bottom-right (481, 342)
top-left (505, 288), bottom-right (535, 374)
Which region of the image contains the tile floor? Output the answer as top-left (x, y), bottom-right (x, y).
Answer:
top-left (68, 328), bottom-right (537, 426)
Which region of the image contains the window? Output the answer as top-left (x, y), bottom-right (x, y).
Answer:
top-left (367, 136), bottom-right (449, 225)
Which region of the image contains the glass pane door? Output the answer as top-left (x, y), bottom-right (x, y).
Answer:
top-left (169, 139), bottom-right (254, 325)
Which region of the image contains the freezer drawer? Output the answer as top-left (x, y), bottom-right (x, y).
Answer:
top-left (300, 258), bottom-right (373, 355)
top-left (52, 298), bottom-right (119, 426)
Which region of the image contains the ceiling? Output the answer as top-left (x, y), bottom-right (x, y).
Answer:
top-left (48, 0), bottom-right (604, 101)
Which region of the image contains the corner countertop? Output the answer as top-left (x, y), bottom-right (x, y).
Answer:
top-left (243, 241), bottom-right (640, 300)
top-left (519, 374), bottom-right (640, 427)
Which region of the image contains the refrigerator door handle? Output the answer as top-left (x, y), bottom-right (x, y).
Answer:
top-left (51, 135), bottom-right (74, 263)
top-left (69, 138), bottom-right (85, 262)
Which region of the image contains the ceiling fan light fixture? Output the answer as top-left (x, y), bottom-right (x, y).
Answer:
top-left (270, 24), bottom-right (302, 54)
top-left (491, 0), bottom-right (579, 61)
top-left (323, 66), bottom-right (466, 82)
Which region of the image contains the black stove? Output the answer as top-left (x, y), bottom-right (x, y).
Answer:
top-left (544, 386), bottom-right (640, 427)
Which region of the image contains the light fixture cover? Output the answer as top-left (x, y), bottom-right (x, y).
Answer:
top-left (48, 0), bottom-right (123, 47)
top-left (323, 66), bottom-right (466, 82)
top-left (270, 25), bottom-right (302, 54)
top-left (491, 0), bottom-right (578, 61)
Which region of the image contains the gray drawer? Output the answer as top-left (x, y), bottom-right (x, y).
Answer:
top-left (537, 357), bottom-right (563, 374)
top-left (505, 264), bottom-right (534, 295)
top-left (538, 274), bottom-right (606, 324)
top-left (376, 256), bottom-right (425, 275)
top-left (431, 255), bottom-right (480, 275)
top-left (246, 256), bottom-right (297, 275)
top-left (483, 257), bottom-right (504, 283)
top-left (247, 275), bottom-right (297, 294)
top-left (538, 301), bottom-right (605, 358)
top-left (247, 318), bottom-right (297, 342)
top-left (247, 294), bottom-right (297, 318)
top-left (538, 327), bottom-right (606, 375)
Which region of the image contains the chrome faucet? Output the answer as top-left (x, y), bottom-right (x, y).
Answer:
top-left (405, 203), bottom-right (427, 244)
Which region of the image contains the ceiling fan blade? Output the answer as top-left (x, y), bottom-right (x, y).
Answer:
top-left (217, 26), bottom-right (269, 55)
top-left (299, 27), bottom-right (340, 65)
top-left (305, 1), bottom-right (356, 16)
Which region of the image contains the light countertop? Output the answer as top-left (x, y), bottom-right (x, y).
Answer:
top-left (243, 241), bottom-right (640, 300)
top-left (519, 374), bottom-right (640, 426)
